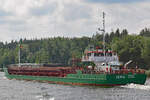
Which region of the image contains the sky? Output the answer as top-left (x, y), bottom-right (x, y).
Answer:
top-left (0, 0), bottom-right (150, 42)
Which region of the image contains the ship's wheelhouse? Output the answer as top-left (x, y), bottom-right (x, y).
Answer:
top-left (82, 48), bottom-right (117, 62)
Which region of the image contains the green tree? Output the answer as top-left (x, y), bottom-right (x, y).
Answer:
top-left (140, 28), bottom-right (150, 37)
top-left (111, 35), bottom-right (144, 68)
top-left (141, 38), bottom-right (150, 69)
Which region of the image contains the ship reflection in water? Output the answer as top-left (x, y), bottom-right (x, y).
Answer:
top-left (0, 72), bottom-right (150, 100)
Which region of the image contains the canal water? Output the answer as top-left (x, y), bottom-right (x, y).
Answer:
top-left (0, 72), bottom-right (150, 100)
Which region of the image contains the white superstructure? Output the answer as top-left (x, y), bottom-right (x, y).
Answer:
top-left (82, 48), bottom-right (119, 63)
top-left (82, 12), bottom-right (122, 72)
top-left (81, 47), bottom-right (122, 72)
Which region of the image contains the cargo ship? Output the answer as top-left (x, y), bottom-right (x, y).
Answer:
top-left (3, 12), bottom-right (147, 86)
top-left (3, 48), bottom-right (147, 86)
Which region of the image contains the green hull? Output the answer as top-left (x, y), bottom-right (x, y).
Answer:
top-left (3, 68), bottom-right (147, 86)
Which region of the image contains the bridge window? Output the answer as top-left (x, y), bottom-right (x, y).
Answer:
top-left (87, 53), bottom-right (91, 56)
top-left (94, 53), bottom-right (104, 56)
top-left (106, 53), bottom-right (112, 56)
top-left (100, 53), bottom-right (104, 56)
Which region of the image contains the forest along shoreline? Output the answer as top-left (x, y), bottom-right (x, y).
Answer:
top-left (0, 28), bottom-right (150, 77)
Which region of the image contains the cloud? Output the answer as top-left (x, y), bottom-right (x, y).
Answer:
top-left (100, 2), bottom-right (150, 34)
top-left (0, 17), bottom-right (25, 25)
top-left (63, 3), bottom-right (92, 21)
top-left (85, 0), bottom-right (148, 3)
top-left (0, 0), bottom-right (150, 42)
top-left (30, 2), bottom-right (57, 16)
top-left (0, 10), bottom-right (13, 16)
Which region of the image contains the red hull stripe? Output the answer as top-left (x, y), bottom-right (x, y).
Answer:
top-left (51, 82), bottom-right (124, 86)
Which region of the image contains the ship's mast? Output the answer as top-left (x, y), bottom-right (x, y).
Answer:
top-left (102, 12), bottom-right (106, 62)
top-left (98, 12), bottom-right (106, 62)
top-left (18, 43), bottom-right (21, 67)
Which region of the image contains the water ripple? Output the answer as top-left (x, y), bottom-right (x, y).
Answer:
top-left (121, 83), bottom-right (150, 90)
top-left (0, 72), bottom-right (150, 100)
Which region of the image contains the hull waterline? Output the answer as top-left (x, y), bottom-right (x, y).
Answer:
top-left (3, 68), bottom-right (147, 87)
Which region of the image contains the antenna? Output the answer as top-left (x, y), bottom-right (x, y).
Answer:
top-left (98, 12), bottom-right (106, 62)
